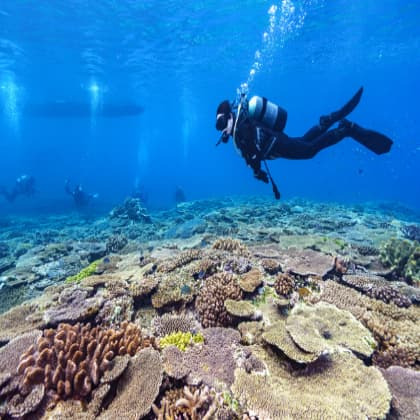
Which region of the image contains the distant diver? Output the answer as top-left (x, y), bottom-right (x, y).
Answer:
top-left (0, 175), bottom-right (36, 202)
top-left (175, 186), bottom-right (186, 205)
top-left (215, 86), bottom-right (393, 199)
top-left (65, 180), bottom-right (98, 208)
top-left (131, 180), bottom-right (148, 205)
top-left (23, 102), bottom-right (144, 118)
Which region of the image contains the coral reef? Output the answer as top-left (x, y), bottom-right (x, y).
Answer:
top-left (152, 313), bottom-right (199, 337)
top-left (157, 249), bottom-right (202, 273)
top-left (105, 234), bottom-right (128, 254)
top-left (274, 272), bottom-right (295, 297)
top-left (65, 260), bottom-right (100, 284)
top-left (99, 348), bottom-right (163, 419)
top-left (109, 197), bottom-right (152, 224)
top-left (231, 347), bottom-right (391, 420)
top-left (401, 224), bottom-right (420, 242)
top-left (341, 274), bottom-right (411, 307)
top-left (224, 299), bottom-right (257, 319)
top-left (16, 321), bottom-right (147, 400)
top-left (261, 258), bottom-right (282, 275)
top-left (195, 273), bottom-right (243, 328)
top-left (238, 268), bottom-right (263, 293)
top-left (159, 331), bottom-right (204, 351)
top-left (212, 238), bottom-right (250, 256)
top-left (381, 366), bottom-right (420, 420)
top-left (286, 302), bottom-right (375, 358)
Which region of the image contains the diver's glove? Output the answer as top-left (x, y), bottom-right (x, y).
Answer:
top-left (254, 169), bottom-right (269, 184)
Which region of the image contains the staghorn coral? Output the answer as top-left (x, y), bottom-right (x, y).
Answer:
top-left (99, 348), bottom-right (163, 420)
top-left (274, 273), bottom-right (295, 297)
top-left (238, 268), bottom-right (263, 293)
top-left (381, 366), bottom-right (420, 420)
top-left (261, 258), bottom-right (282, 275)
top-left (16, 321), bottom-right (147, 401)
top-left (262, 320), bottom-right (318, 364)
top-left (286, 302), bottom-right (375, 358)
top-left (341, 274), bottom-right (411, 307)
top-left (224, 299), bottom-right (257, 320)
top-left (195, 273), bottom-right (243, 328)
top-left (231, 346), bottom-right (391, 420)
top-left (212, 238), bottom-right (250, 256)
top-left (159, 331), bottom-right (204, 352)
top-left (152, 313), bottom-right (199, 337)
top-left (157, 249), bottom-right (202, 273)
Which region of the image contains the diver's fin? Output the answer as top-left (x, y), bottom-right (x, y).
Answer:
top-left (320, 87), bottom-right (364, 128)
top-left (341, 119), bottom-right (393, 155)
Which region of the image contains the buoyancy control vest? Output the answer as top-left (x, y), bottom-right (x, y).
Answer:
top-left (248, 96), bottom-right (287, 133)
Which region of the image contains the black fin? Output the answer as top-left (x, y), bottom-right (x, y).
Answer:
top-left (349, 122), bottom-right (393, 155)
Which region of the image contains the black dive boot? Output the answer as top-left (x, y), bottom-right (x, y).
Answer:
top-left (320, 87), bottom-right (364, 129)
top-left (339, 119), bottom-right (393, 155)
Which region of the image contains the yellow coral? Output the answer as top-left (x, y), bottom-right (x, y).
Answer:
top-left (65, 260), bottom-right (99, 284)
top-left (159, 332), bottom-right (204, 352)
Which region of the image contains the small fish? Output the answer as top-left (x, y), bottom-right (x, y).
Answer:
top-left (180, 284), bottom-right (191, 295)
top-left (103, 257), bottom-right (110, 264)
top-left (358, 168), bottom-right (364, 175)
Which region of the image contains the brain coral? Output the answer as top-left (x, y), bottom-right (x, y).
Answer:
top-left (231, 345), bottom-right (391, 420)
top-left (286, 302), bottom-right (375, 358)
top-left (195, 273), bottom-right (243, 327)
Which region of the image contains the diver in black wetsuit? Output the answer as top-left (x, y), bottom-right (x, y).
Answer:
top-left (65, 180), bottom-right (98, 208)
top-left (215, 87), bottom-right (393, 196)
top-left (0, 175), bottom-right (36, 202)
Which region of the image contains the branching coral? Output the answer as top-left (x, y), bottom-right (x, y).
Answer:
top-left (16, 321), bottom-right (147, 401)
top-left (212, 238), bottom-right (250, 256)
top-left (274, 273), bottom-right (295, 297)
top-left (195, 273), bottom-right (243, 328)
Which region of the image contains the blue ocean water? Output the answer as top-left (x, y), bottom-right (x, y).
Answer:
top-left (0, 0), bottom-right (419, 213)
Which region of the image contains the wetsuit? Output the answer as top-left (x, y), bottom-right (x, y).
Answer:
top-left (233, 109), bottom-right (392, 179)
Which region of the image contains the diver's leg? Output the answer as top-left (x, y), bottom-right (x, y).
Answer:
top-left (339, 119), bottom-right (393, 154)
top-left (319, 87), bottom-right (364, 130)
top-left (267, 129), bottom-right (348, 160)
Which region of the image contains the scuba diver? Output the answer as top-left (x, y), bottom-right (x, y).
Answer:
top-left (131, 179), bottom-right (148, 205)
top-left (215, 85), bottom-right (393, 199)
top-left (65, 180), bottom-right (98, 208)
top-left (0, 175), bottom-right (36, 202)
top-left (175, 186), bottom-right (186, 204)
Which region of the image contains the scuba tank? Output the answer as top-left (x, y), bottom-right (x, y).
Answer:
top-left (248, 96), bottom-right (287, 133)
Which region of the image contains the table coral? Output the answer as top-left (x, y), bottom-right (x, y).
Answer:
top-left (98, 348), bottom-right (163, 420)
top-left (231, 346), bottom-right (391, 420)
top-left (286, 302), bottom-right (375, 358)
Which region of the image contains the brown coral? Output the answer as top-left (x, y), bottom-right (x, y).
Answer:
top-left (157, 249), bottom-right (202, 273)
top-left (152, 313), bottom-right (199, 337)
top-left (261, 259), bottom-right (282, 275)
top-left (195, 273), bottom-right (243, 328)
top-left (274, 273), bottom-right (295, 297)
top-left (238, 268), bottom-right (263, 293)
top-left (17, 321), bottom-right (147, 400)
top-left (212, 238), bottom-right (249, 256)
